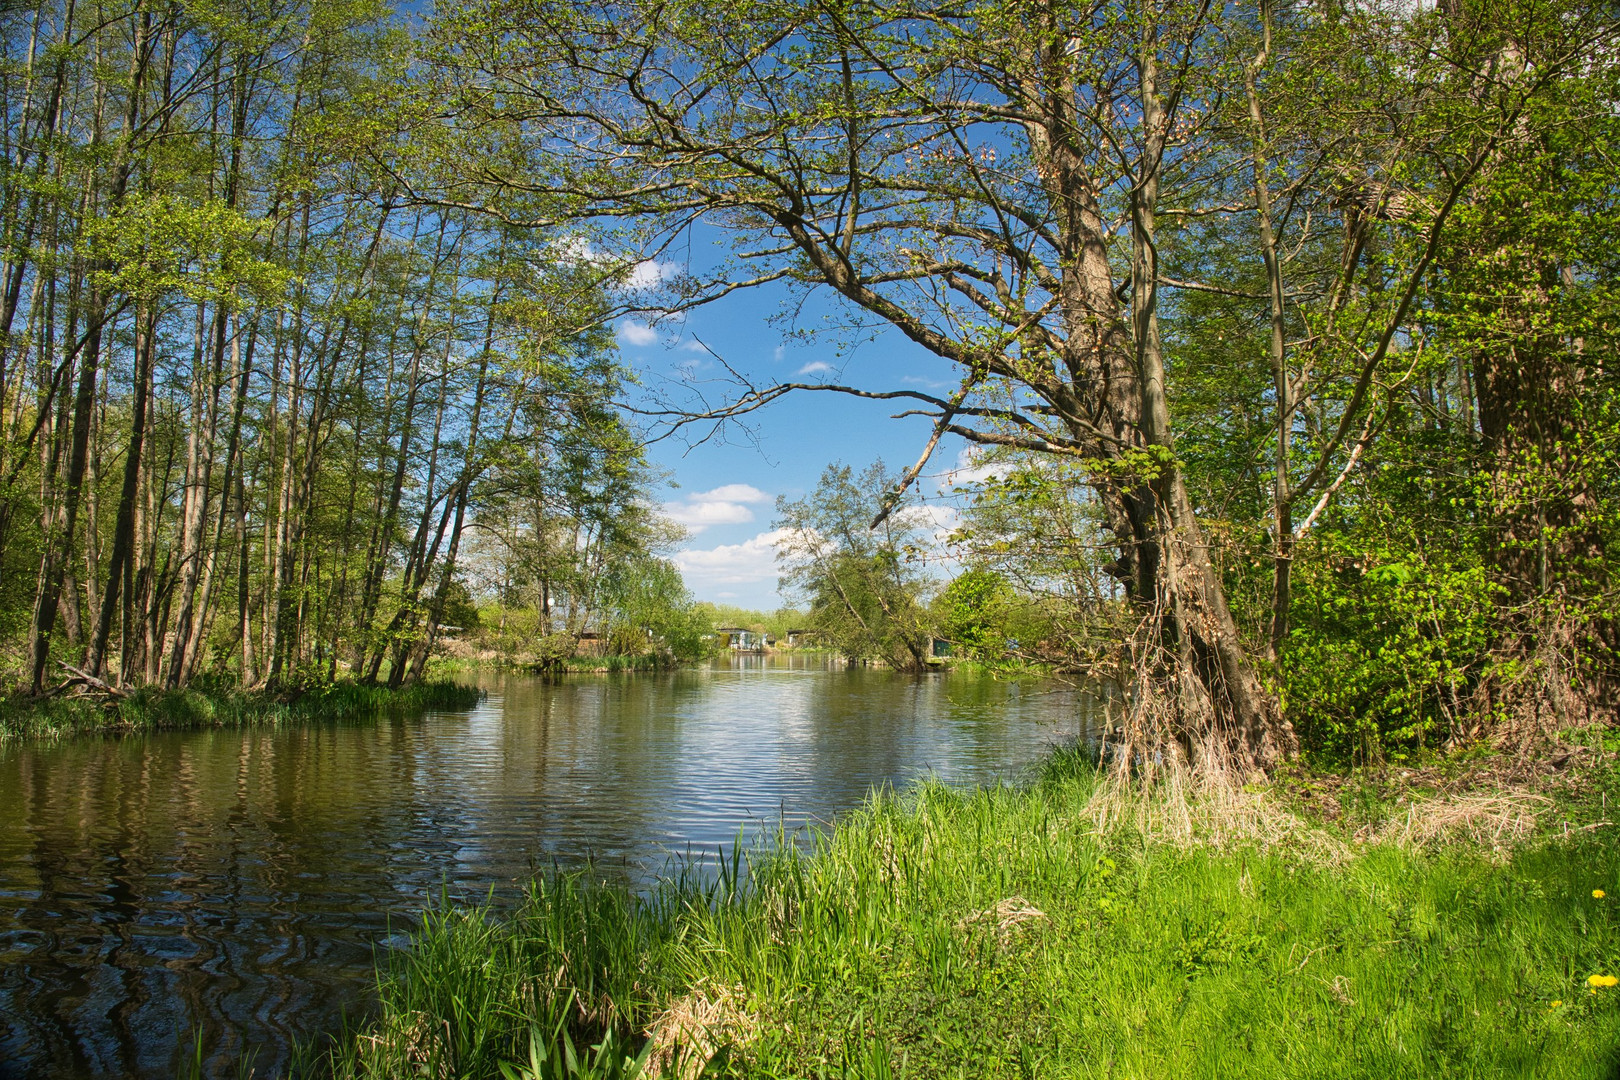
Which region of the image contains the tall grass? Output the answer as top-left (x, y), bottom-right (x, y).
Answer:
top-left (559, 654), bottom-right (676, 674)
top-left (0, 679), bottom-right (484, 739)
top-left (435, 654), bottom-right (682, 675)
top-left (310, 751), bottom-right (1620, 1079)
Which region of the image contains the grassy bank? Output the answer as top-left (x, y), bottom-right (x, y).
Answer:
top-left (552, 654), bottom-right (683, 674)
top-left (308, 745), bottom-right (1620, 1079)
top-left (433, 653), bottom-right (691, 675)
top-left (0, 679), bottom-right (485, 740)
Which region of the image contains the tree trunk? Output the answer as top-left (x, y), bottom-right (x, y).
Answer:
top-left (85, 305), bottom-right (155, 680)
top-left (27, 290), bottom-right (103, 693)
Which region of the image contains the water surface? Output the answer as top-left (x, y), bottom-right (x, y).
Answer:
top-left (0, 656), bottom-right (1097, 1078)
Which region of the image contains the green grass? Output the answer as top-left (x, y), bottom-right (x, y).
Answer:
top-left (0, 678), bottom-right (484, 739)
top-left (433, 654), bottom-right (688, 675)
top-left (558, 654), bottom-right (681, 674)
top-left (307, 749), bottom-right (1620, 1080)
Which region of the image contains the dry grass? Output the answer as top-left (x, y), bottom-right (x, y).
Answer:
top-left (356, 1010), bottom-right (451, 1079)
top-left (955, 895), bottom-right (1048, 945)
top-left (642, 981), bottom-right (756, 1080)
top-left (1077, 769), bottom-right (1351, 861)
top-left (1071, 741), bottom-right (1585, 866)
top-left (1356, 790), bottom-right (1555, 851)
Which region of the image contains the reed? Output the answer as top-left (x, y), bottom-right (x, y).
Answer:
top-left (310, 747), bottom-right (1620, 1079)
top-left (561, 655), bottom-right (676, 674)
top-left (0, 679), bottom-right (484, 739)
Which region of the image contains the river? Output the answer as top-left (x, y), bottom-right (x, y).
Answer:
top-left (0, 656), bottom-right (1098, 1078)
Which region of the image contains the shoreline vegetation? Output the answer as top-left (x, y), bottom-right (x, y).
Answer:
top-left (434, 644), bottom-right (849, 678)
top-left (0, 641), bottom-right (853, 742)
top-left (299, 736), bottom-right (1620, 1080)
top-left (435, 652), bottom-right (688, 676)
top-left (0, 679), bottom-right (485, 741)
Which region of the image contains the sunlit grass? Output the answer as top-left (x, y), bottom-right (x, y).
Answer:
top-left (309, 750), bottom-right (1620, 1079)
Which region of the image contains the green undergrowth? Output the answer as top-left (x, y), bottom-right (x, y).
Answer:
top-left (555, 654), bottom-right (678, 674)
top-left (307, 748), bottom-right (1620, 1080)
top-left (0, 678), bottom-right (484, 739)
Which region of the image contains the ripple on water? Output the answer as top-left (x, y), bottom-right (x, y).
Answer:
top-left (0, 656), bottom-right (1099, 1079)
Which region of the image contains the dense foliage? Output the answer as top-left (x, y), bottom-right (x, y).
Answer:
top-left (0, 0), bottom-right (687, 697)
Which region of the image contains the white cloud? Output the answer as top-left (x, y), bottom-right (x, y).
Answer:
top-left (773, 344), bottom-right (785, 363)
top-left (897, 503), bottom-right (961, 544)
top-left (938, 447), bottom-right (1001, 490)
top-left (796, 360), bottom-right (834, 377)
top-left (672, 502), bottom-right (756, 528)
top-left (665, 484), bottom-right (773, 533)
top-left (552, 235), bottom-right (606, 267)
top-left (702, 483), bottom-right (771, 503)
top-left (625, 259), bottom-right (680, 289)
top-left (554, 240), bottom-right (681, 292)
top-left (674, 528), bottom-right (793, 585)
top-left (618, 320), bottom-right (659, 347)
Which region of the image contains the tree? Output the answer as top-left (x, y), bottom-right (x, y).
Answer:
top-left (0, 0), bottom-right (681, 697)
top-left (599, 555), bottom-right (710, 662)
top-left (466, 316), bottom-right (688, 657)
top-left (943, 451), bottom-right (1118, 668)
top-left (776, 462), bottom-right (933, 672)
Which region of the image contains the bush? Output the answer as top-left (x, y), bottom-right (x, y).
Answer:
top-left (1283, 531), bottom-right (1499, 763)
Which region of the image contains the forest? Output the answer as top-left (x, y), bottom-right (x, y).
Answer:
top-left (0, 0), bottom-right (716, 712)
top-left (0, 0), bottom-right (1615, 769)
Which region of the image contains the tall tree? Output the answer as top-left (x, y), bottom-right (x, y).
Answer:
top-left (777, 462), bottom-right (934, 673)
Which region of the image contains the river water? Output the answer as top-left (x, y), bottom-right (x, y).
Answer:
top-left (0, 656), bottom-right (1098, 1079)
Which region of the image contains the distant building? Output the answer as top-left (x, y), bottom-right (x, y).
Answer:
top-left (714, 627), bottom-right (766, 652)
top-left (784, 629), bottom-right (819, 648)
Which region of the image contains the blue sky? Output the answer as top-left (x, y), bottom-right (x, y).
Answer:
top-left (614, 267), bottom-right (981, 611)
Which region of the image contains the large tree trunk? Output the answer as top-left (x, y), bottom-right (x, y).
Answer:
top-left (1031, 31), bottom-right (1294, 774)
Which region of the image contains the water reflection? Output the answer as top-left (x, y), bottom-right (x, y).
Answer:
top-left (0, 657), bottom-right (1097, 1078)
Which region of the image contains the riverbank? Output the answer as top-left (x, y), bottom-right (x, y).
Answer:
top-left (0, 679), bottom-right (484, 740)
top-left (432, 652), bottom-right (694, 675)
top-left (309, 735), bottom-right (1620, 1079)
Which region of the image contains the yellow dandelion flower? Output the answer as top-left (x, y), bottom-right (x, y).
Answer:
top-left (1596, 889), bottom-right (1607, 899)
top-left (1588, 974), bottom-right (1620, 988)
top-left (1551, 1000), bottom-right (1563, 1008)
